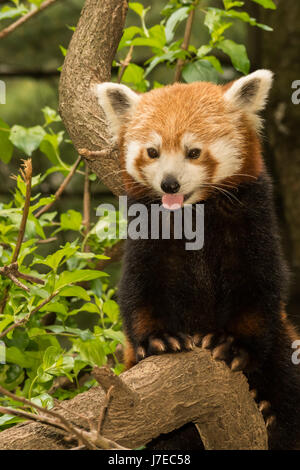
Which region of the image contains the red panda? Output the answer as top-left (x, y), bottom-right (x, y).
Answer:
top-left (94, 71), bottom-right (300, 450)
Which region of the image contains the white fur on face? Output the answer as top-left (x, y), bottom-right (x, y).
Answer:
top-left (209, 137), bottom-right (242, 183)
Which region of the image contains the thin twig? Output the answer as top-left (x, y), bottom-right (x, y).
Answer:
top-left (83, 163), bottom-right (91, 252)
top-left (0, 0), bottom-right (58, 40)
top-left (173, 4), bottom-right (197, 83)
top-left (117, 44), bottom-right (134, 83)
top-left (36, 237), bottom-right (57, 244)
top-left (12, 159), bottom-right (32, 263)
top-left (35, 156), bottom-right (82, 218)
top-left (0, 160), bottom-right (32, 313)
top-left (0, 262), bottom-right (44, 290)
top-left (78, 147), bottom-right (116, 161)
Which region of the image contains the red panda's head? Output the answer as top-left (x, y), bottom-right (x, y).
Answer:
top-left (95, 70), bottom-right (273, 208)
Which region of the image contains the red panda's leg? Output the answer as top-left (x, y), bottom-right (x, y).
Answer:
top-left (124, 307), bottom-right (194, 367)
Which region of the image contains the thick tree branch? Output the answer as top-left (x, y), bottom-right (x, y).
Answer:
top-left (0, 349), bottom-right (268, 450)
top-left (59, 0), bottom-right (128, 195)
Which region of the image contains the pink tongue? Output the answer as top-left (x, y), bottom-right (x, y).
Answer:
top-left (162, 193), bottom-right (184, 210)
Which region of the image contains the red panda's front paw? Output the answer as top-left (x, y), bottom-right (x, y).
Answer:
top-left (136, 333), bottom-right (195, 362)
top-left (201, 332), bottom-right (250, 372)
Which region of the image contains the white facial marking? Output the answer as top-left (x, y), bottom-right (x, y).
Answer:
top-left (125, 141), bottom-right (144, 183)
top-left (209, 138), bottom-right (242, 182)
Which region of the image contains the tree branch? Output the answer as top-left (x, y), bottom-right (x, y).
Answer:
top-left (173, 3), bottom-right (198, 83)
top-left (0, 262), bottom-right (44, 292)
top-left (35, 156), bottom-right (82, 218)
top-left (0, 0), bottom-right (58, 40)
top-left (0, 160), bottom-right (32, 313)
top-left (82, 163), bottom-right (91, 251)
top-left (0, 350), bottom-right (268, 450)
top-left (12, 159), bottom-right (32, 262)
top-left (59, 0), bottom-right (128, 195)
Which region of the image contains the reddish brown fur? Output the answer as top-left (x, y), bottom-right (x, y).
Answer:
top-left (118, 81), bottom-right (264, 200)
top-left (229, 311), bottom-right (266, 337)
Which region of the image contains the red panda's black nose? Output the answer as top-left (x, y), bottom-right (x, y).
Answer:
top-left (161, 175), bottom-right (180, 194)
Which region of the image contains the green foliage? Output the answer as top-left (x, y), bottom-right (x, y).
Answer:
top-left (0, 1), bottom-right (48, 22)
top-left (115, 0), bottom-right (275, 88)
top-left (0, 152), bottom-right (124, 429)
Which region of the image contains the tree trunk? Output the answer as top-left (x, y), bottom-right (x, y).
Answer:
top-left (0, 349), bottom-right (267, 450)
top-left (59, 0), bottom-right (127, 195)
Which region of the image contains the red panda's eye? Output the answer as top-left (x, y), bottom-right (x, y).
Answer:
top-left (147, 147), bottom-right (159, 159)
top-left (187, 148), bottom-right (201, 159)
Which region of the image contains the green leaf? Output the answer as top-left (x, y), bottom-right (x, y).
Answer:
top-left (118, 26), bottom-right (143, 50)
top-left (9, 125), bottom-right (45, 156)
top-left (204, 8), bottom-right (223, 34)
top-left (59, 45), bottom-right (67, 57)
top-left (128, 2), bottom-right (144, 17)
top-left (201, 56), bottom-right (223, 73)
top-left (122, 63), bottom-right (145, 86)
top-left (182, 60), bottom-right (219, 83)
top-left (39, 301), bottom-right (68, 316)
top-left (148, 24), bottom-right (166, 49)
top-left (59, 285), bottom-right (90, 301)
top-left (55, 270), bottom-right (108, 290)
top-left (251, 0), bottom-right (276, 9)
top-left (129, 36), bottom-right (165, 49)
top-left (0, 119), bottom-right (13, 164)
top-left (72, 337), bottom-right (106, 367)
top-left (103, 328), bottom-right (125, 344)
top-left (0, 5), bottom-right (27, 21)
top-left (223, 0), bottom-right (244, 8)
top-left (217, 39), bottom-right (250, 74)
top-left (165, 6), bottom-right (189, 43)
top-left (103, 300), bottom-right (120, 323)
top-left (42, 346), bottom-right (61, 370)
top-left (35, 243), bottom-right (78, 271)
top-left (42, 106), bottom-right (61, 126)
top-left (197, 45), bottom-right (212, 58)
top-left (60, 210), bottom-right (82, 231)
top-left (39, 132), bottom-right (64, 166)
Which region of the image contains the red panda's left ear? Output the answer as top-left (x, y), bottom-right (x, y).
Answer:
top-left (93, 82), bottom-right (140, 140)
top-left (223, 69), bottom-right (273, 115)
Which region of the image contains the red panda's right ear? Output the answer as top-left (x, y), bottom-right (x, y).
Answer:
top-left (93, 83), bottom-right (140, 140)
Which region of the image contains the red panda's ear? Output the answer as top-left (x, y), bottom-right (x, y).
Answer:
top-left (223, 69), bottom-right (273, 116)
top-left (93, 83), bottom-right (140, 140)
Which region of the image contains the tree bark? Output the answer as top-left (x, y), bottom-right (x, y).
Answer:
top-left (0, 349), bottom-right (267, 450)
top-left (59, 0), bottom-right (127, 195)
